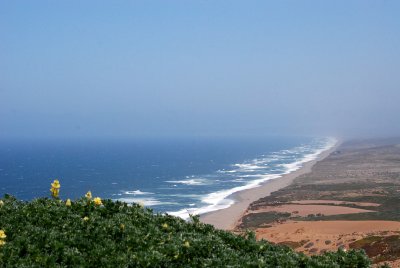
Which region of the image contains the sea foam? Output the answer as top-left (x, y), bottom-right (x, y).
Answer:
top-left (168, 137), bottom-right (337, 220)
top-left (117, 197), bottom-right (177, 207)
top-left (123, 190), bottom-right (154, 195)
top-left (165, 178), bottom-right (211, 186)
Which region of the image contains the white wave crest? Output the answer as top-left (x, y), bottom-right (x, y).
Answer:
top-left (116, 197), bottom-right (176, 207)
top-left (233, 163), bottom-right (264, 171)
top-left (168, 137), bottom-right (337, 220)
top-left (166, 178), bottom-right (210, 186)
top-left (217, 169), bottom-right (237, 173)
top-left (168, 173), bottom-right (281, 220)
top-left (123, 190), bottom-right (153, 195)
top-left (279, 137), bottom-right (337, 174)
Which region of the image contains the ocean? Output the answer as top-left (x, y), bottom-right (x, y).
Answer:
top-left (0, 136), bottom-right (335, 219)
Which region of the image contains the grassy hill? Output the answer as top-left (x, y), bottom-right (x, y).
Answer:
top-left (0, 194), bottom-right (371, 267)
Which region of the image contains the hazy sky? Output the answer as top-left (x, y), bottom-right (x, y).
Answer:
top-left (1, 1), bottom-right (400, 139)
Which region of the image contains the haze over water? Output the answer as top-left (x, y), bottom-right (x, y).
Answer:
top-left (1, 1), bottom-right (400, 140)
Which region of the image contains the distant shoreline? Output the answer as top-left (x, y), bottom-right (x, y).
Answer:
top-left (200, 140), bottom-right (340, 230)
top-left (234, 138), bottom-right (400, 265)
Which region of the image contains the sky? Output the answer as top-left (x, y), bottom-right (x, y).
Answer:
top-left (1, 1), bottom-right (400, 140)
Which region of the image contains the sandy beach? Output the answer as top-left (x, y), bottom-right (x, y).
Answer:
top-left (200, 141), bottom-right (339, 230)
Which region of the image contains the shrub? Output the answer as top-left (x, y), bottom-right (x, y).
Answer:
top-left (0, 195), bottom-right (371, 267)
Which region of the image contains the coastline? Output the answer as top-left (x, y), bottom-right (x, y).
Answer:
top-left (200, 140), bottom-right (340, 230)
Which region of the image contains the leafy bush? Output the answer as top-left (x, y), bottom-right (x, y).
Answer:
top-left (0, 195), bottom-right (371, 267)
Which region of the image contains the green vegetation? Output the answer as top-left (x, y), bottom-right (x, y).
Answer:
top-left (278, 240), bottom-right (308, 249)
top-left (0, 195), bottom-right (372, 267)
top-left (239, 212), bottom-right (292, 229)
top-left (295, 212), bottom-right (400, 222)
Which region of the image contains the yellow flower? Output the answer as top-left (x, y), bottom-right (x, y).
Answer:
top-left (85, 191), bottom-right (92, 199)
top-left (0, 200), bottom-right (4, 206)
top-left (50, 187), bottom-right (59, 198)
top-left (120, 224), bottom-right (125, 230)
top-left (0, 230), bottom-right (6, 246)
top-left (83, 216), bottom-right (89, 221)
top-left (183, 241), bottom-right (190, 248)
top-left (50, 179), bottom-right (60, 198)
top-left (65, 199), bottom-right (72, 206)
top-left (0, 230), bottom-right (6, 239)
top-left (93, 197), bottom-right (102, 206)
top-left (162, 223), bottom-right (169, 229)
top-left (51, 179), bottom-right (60, 189)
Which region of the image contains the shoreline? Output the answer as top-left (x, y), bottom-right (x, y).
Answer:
top-left (200, 140), bottom-right (340, 230)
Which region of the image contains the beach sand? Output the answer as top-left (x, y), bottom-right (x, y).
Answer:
top-left (200, 142), bottom-right (339, 230)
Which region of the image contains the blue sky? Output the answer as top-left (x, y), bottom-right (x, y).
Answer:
top-left (1, 1), bottom-right (400, 139)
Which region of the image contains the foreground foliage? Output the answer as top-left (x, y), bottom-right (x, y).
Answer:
top-left (0, 195), bottom-right (371, 267)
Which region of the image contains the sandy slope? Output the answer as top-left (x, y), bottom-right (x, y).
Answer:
top-left (257, 220), bottom-right (400, 254)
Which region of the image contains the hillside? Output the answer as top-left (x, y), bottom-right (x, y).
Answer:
top-left (0, 194), bottom-right (371, 267)
top-left (237, 140), bottom-right (400, 266)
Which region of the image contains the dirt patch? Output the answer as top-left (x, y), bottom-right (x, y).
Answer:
top-left (251, 204), bottom-right (375, 217)
top-left (256, 220), bottom-right (400, 255)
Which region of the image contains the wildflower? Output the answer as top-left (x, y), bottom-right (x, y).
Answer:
top-left (0, 230), bottom-right (6, 247)
top-left (93, 197), bottom-right (102, 206)
top-left (65, 199), bottom-right (72, 206)
top-left (50, 179), bottom-right (60, 198)
top-left (85, 191), bottom-right (92, 199)
top-left (0, 230), bottom-right (6, 240)
top-left (0, 200), bottom-right (4, 206)
top-left (51, 179), bottom-right (61, 189)
top-left (83, 216), bottom-right (89, 221)
top-left (120, 224), bottom-right (125, 230)
top-left (162, 223), bottom-right (169, 229)
top-left (183, 241), bottom-right (190, 248)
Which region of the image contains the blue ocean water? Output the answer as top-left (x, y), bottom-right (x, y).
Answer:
top-left (0, 136), bottom-right (335, 218)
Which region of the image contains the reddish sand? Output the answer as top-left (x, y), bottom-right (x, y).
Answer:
top-left (385, 259), bottom-right (400, 268)
top-left (251, 204), bottom-right (375, 217)
top-left (256, 221), bottom-right (400, 254)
